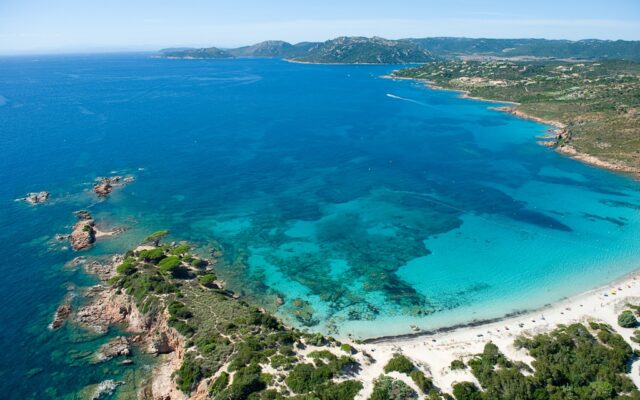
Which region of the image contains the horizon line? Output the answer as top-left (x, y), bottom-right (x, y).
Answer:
top-left (1, 34), bottom-right (639, 57)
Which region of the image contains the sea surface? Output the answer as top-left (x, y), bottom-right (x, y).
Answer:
top-left (1, 54), bottom-right (640, 398)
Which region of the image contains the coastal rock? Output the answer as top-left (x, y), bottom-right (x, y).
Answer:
top-left (55, 233), bottom-right (71, 242)
top-left (89, 379), bottom-right (124, 400)
top-left (76, 285), bottom-right (152, 334)
top-left (76, 286), bottom-right (129, 334)
top-left (96, 336), bottom-right (131, 362)
top-left (85, 255), bottom-right (123, 281)
top-left (71, 210), bottom-right (96, 251)
top-left (93, 181), bottom-right (112, 197)
top-left (49, 303), bottom-right (72, 330)
top-left (19, 191), bottom-right (50, 205)
top-left (93, 175), bottom-right (134, 197)
top-left (147, 332), bottom-right (174, 355)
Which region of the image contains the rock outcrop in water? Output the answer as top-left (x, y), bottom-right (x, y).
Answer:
top-left (88, 379), bottom-right (124, 400)
top-left (93, 175), bottom-right (134, 197)
top-left (18, 191), bottom-right (50, 205)
top-left (71, 210), bottom-right (96, 251)
top-left (49, 303), bottom-right (72, 330)
top-left (96, 336), bottom-right (131, 362)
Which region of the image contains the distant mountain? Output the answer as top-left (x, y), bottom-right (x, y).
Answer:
top-left (158, 47), bottom-right (195, 53)
top-left (227, 40), bottom-right (293, 57)
top-left (161, 46), bottom-right (232, 59)
top-left (226, 40), bottom-right (315, 58)
top-left (406, 37), bottom-right (640, 61)
top-left (291, 36), bottom-right (435, 64)
top-left (159, 37), bottom-right (434, 64)
top-left (158, 36), bottom-right (640, 63)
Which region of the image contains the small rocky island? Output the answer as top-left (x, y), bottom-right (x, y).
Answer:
top-left (70, 210), bottom-right (96, 251)
top-left (93, 175), bottom-right (134, 197)
top-left (18, 191), bottom-right (50, 205)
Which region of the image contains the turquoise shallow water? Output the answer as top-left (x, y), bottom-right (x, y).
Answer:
top-left (1, 54), bottom-right (640, 397)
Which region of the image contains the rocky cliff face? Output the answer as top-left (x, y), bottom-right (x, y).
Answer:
top-left (73, 258), bottom-right (187, 399)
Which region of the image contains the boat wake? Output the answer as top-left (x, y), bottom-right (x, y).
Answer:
top-left (386, 93), bottom-right (439, 110)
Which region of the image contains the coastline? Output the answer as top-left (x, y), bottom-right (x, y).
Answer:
top-left (352, 269), bottom-right (640, 396)
top-left (67, 239), bottom-right (640, 399)
top-left (384, 74), bottom-right (640, 178)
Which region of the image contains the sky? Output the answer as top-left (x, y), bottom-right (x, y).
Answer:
top-left (0, 0), bottom-right (638, 54)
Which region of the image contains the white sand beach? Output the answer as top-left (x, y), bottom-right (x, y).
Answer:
top-left (349, 272), bottom-right (640, 398)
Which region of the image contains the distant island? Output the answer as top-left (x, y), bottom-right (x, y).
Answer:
top-left (159, 36), bottom-right (640, 64)
top-left (161, 36), bottom-right (434, 64)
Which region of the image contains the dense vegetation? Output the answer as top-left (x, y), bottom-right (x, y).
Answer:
top-left (370, 376), bottom-right (417, 400)
top-left (394, 60), bottom-right (640, 171)
top-left (108, 236), bottom-right (364, 399)
top-left (619, 310), bottom-right (638, 328)
top-left (452, 323), bottom-right (640, 400)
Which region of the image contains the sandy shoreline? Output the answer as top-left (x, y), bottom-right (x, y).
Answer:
top-left (351, 270), bottom-right (640, 397)
top-left (384, 74), bottom-right (640, 178)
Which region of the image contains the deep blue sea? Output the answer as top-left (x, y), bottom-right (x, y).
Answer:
top-left (1, 54), bottom-right (639, 398)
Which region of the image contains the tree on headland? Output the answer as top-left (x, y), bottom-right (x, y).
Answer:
top-left (144, 230), bottom-right (169, 246)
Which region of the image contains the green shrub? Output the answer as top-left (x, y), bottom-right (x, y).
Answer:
top-left (168, 301), bottom-right (193, 319)
top-left (286, 363), bottom-right (333, 393)
top-left (409, 370), bottom-right (433, 393)
top-left (197, 273), bottom-right (217, 287)
top-left (450, 359), bottom-right (466, 370)
top-left (158, 256), bottom-right (182, 274)
top-left (227, 336), bottom-right (269, 371)
top-left (270, 354), bottom-right (297, 370)
top-left (171, 243), bottom-right (191, 255)
top-left (175, 355), bottom-right (203, 393)
top-left (309, 350), bottom-right (337, 362)
top-left (222, 364), bottom-right (265, 399)
top-left (467, 323), bottom-right (639, 399)
top-left (191, 258), bottom-right (208, 268)
top-left (452, 382), bottom-right (481, 400)
top-left (383, 354), bottom-right (415, 374)
top-left (208, 371), bottom-right (229, 396)
top-left (144, 230), bottom-right (169, 245)
top-left (618, 310), bottom-right (637, 328)
top-left (139, 248), bottom-right (165, 263)
top-left (168, 317), bottom-right (195, 337)
top-left (340, 343), bottom-right (356, 354)
top-left (305, 333), bottom-right (327, 346)
top-left (116, 259), bottom-right (137, 275)
top-left (315, 380), bottom-right (363, 400)
top-left (369, 376), bottom-right (417, 400)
